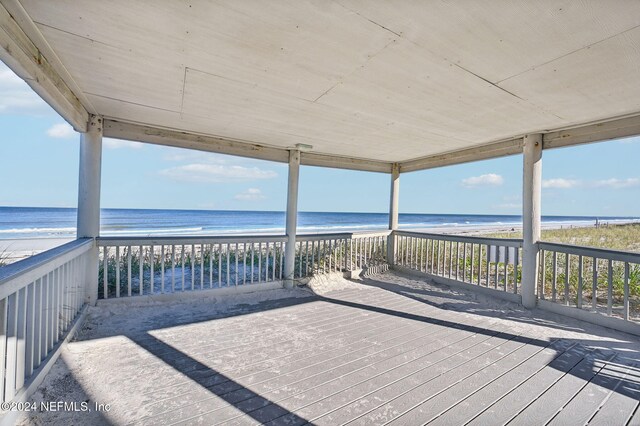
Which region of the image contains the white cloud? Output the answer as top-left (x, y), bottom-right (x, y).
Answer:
top-left (593, 178), bottom-right (640, 189)
top-left (0, 64), bottom-right (52, 115)
top-left (542, 178), bottom-right (581, 189)
top-left (234, 188), bottom-right (266, 201)
top-left (46, 123), bottom-right (75, 139)
top-left (103, 138), bottom-right (144, 150)
top-left (541, 177), bottom-right (639, 190)
top-left (461, 173), bottom-right (503, 188)
top-left (159, 164), bottom-right (277, 183)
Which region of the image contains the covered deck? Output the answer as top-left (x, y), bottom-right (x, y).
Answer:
top-left (1, 1), bottom-right (640, 424)
top-left (22, 271), bottom-right (640, 425)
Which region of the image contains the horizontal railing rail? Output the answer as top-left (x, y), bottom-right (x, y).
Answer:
top-left (395, 230), bottom-right (523, 247)
top-left (538, 241), bottom-right (639, 323)
top-left (0, 238), bottom-right (92, 403)
top-left (96, 234), bottom-right (288, 246)
top-left (394, 230), bottom-right (522, 294)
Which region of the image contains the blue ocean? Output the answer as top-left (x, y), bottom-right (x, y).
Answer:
top-left (0, 207), bottom-right (638, 239)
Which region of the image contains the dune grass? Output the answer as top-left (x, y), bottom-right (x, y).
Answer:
top-left (485, 223), bottom-right (640, 253)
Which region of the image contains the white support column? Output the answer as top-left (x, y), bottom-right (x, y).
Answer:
top-left (522, 133), bottom-right (542, 309)
top-left (284, 149), bottom-right (300, 288)
top-left (387, 163), bottom-right (400, 265)
top-left (77, 115), bottom-right (103, 304)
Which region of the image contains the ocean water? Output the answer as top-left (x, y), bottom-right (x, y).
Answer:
top-left (0, 206), bottom-right (638, 239)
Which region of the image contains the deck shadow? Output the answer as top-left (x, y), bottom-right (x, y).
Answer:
top-left (131, 333), bottom-right (310, 424)
top-left (359, 272), bottom-right (626, 336)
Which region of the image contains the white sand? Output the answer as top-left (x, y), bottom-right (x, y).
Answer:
top-left (0, 238), bottom-right (73, 264)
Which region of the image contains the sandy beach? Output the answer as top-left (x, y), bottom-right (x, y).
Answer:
top-left (0, 237), bottom-right (74, 264)
top-left (2, 219), bottom-right (638, 266)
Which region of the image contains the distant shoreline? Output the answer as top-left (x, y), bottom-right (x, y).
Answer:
top-left (2, 219), bottom-right (639, 265)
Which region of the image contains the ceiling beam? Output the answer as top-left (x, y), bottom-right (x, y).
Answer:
top-left (103, 119), bottom-right (290, 163)
top-left (103, 119), bottom-right (393, 172)
top-left (399, 138), bottom-right (524, 173)
top-left (543, 113), bottom-right (640, 150)
top-left (0, 2), bottom-right (89, 131)
top-left (301, 152), bottom-right (392, 173)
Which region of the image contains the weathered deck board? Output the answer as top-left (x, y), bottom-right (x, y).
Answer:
top-left (18, 272), bottom-right (640, 426)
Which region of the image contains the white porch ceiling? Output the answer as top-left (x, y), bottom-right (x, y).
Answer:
top-left (9, 0), bottom-right (640, 165)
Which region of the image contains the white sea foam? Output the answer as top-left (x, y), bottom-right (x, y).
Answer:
top-left (0, 227), bottom-right (76, 234)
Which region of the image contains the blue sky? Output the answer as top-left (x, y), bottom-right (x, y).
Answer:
top-left (1, 62), bottom-right (638, 217)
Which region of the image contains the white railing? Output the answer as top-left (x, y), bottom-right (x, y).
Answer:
top-left (96, 236), bottom-right (288, 299)
top-left (539, 242), bottom-right (640, 323)
top-left (96, 231), bottom-right (391, 299)
top-left (0, 238), bottom-right (92, 403)
top-left (393, 231), bottom-right (523, 295)
top-left (294, 231), bottom-right (390, 278)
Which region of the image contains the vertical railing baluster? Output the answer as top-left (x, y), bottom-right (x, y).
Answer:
top-left (272, 242), bottom-right (277, 281)
top-left (102, 246), bottom-right (108, 299)
top-left (298, 241), bottom-right (303, 278)
top-left (0, 298), bottom-right (6, 402)
top-left (279, 241), bottom-right (284, 280)
top-left (243, 242), bottom-right (247, 285)
top-left (304, 240), bottom-right (309, 277)
top-left (552, 251), bottom-right (557, 302)
top-left (16, 286), bottom-right (27, 390)
top-left (226, 243), bottom-right (231, 286)
top-left (127, 246), bottom-right (132, 297)
top-left (577, 255), bottom-right (583, 309)
top-left (115, 246), bottom-right (120, 298)
top-left (150, 245), bottom-right (155, 294)
top-left (160, 245), bottom-right (165, 293)
top-left (257, 242), bottom-right (262, 283)
top-left (139, 245), bottom-right (144, 296)
top-left (25, 282), bottom-right (35, 378)
top-left (540, 250), bottom-right (546, 299)
top-left (209, 244), bottom-right (214, 288)
top-left (514, 247), bottom-right (519, 294)
top-left (181, 245), bottom-right (186, 291)
top-left (495, 247), bottom-right (500, 290)
top-left (191, 244), bottom-right (196, 291)
top-left (48, 270), bottom-right (54, 350)
top-left (5, 292), bottom-right (18, 401)
top-left (33, 279), bottom-right (41, 368)
top-left (236, 243), bottom-right (239, 285)
top-left (504, 246), bottom-right (509, 291)
top-left (564, 253), bottom-right (570, 306)
top-left (200, 244), bottom-right (205, 289)
top-left (470, 243), bottom-right (475, 284)
top-left (476, 245), bottom-right (481, 285)
top-left (250, 243), bottom-right (255, 284)
top-left (462, 242), bottom-right (467, 282)
top-left (448, 241), bottom-right (453, 278)
top-left (171, 245), bottom-right (176, 292)
top-left (624, 262), bottom-right (630, 321)
top-left (218, 244), bottom-right (223, 287)
top-left (485, 245), bottom-right (490, 287)
top-left (455, 241), bottom-right (460, 280)
top-left (592, 257), bottom-right (598, 311)
top-left (607, 259), bottom-right (613, 316)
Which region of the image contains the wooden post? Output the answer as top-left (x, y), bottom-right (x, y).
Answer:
top-left (522, 133), bottom-right (542, 309)
top-left (77, 115), bottom-right (102, 304)
top-left (284, 149), bottom-right (300, 288)
top-left (387, 163), bottom-right (400, 265)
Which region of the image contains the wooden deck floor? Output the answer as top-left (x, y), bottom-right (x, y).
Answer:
top-left (21, 272), bottom-right (640, 425)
